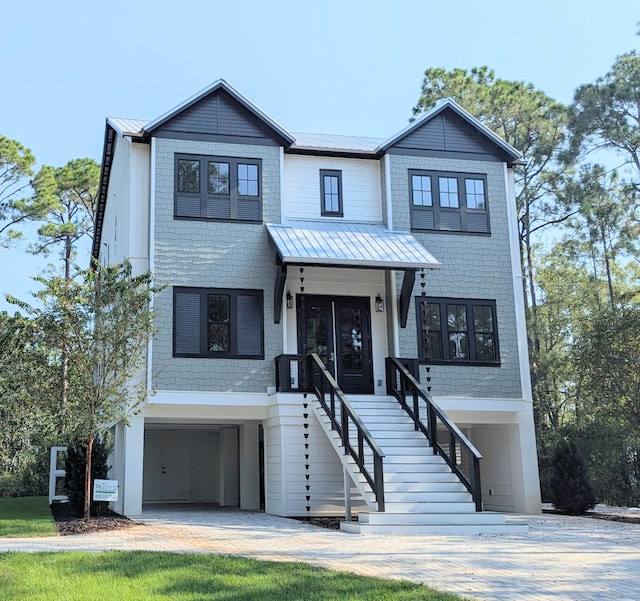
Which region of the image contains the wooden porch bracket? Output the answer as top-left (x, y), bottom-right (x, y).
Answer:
top-left (274, 261), bottom-right (287, 324)
top-left (399, 269), bottom-right (416, 328)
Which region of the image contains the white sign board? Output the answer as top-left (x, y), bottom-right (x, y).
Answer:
top-left (93, 479), bottom-right (118, 502)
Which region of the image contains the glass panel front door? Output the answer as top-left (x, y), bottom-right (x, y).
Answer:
top-left (298, 295), bottom-right (373, 394)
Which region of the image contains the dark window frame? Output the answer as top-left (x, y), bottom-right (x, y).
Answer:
top-left (416, 297), bottom-right (500, 366)
top-left (173, 286), bottom-right (264, 359)
top-left (175, 154), bottom-right (262, 222)
top-left (320, 169), bottom-right (343, 216)
top-left (409, 170), bottom-right (490, 234)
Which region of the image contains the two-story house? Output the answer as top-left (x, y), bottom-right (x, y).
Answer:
top-left (94, 80), bottom-right (541, 534)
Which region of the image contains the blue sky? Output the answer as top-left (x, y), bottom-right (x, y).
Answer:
top-left (1, 0), bottom-right (638, 310)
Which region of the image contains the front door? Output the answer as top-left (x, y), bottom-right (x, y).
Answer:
top-left (298, 295), bottom-right (374, 394)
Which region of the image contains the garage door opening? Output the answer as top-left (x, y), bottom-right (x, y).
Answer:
top-left (142, 423), bottom-right (263, 510)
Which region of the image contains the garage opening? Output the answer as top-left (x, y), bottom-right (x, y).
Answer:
top-left (142, 423), bottom-right (263, 510)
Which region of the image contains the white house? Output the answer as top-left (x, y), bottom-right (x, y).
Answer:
top-left (94, 80), bottom-right (541, 534)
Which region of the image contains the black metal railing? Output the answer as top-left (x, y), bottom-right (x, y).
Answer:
top-left (307, 353), bottom-right (386, 512)
top-left (275, 354), bottom-right (311, 393)
top-left (386, 356), bottom-right (483, 511)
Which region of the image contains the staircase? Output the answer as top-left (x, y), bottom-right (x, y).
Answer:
top-left (327, 396), bottom-right (527, 534)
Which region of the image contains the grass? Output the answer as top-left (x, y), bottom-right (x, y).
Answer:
top-left (0, 551), bottom-right (467, 600)
top-left (0, 496), bottom-right (57, 538)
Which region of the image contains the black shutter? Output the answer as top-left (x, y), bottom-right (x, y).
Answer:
top-left (174, 290), bottom-right (201, 355)
top-left (236, 293), bottom-right (263, 356)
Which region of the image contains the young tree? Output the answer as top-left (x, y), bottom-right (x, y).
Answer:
top-left (17, 262), bottom-right (158, 517)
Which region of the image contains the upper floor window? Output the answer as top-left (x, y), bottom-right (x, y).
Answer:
top-left (409, 170), bottom-right (489, 233)
top-left (320, 169), bottom-right (343, 216)
top-left (175, 154), bottom-right (262, 222)
top-left (416, 297), bottom-right (499, 365)
top-left (174, 287), bottom-right (264, 359)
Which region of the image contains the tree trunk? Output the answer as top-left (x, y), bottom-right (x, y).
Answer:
top-left (84, 434), bottom-right (93, 519)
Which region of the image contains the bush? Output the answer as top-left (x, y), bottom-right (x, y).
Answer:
top-left (64, 438), bottom-right (110, 516)
top-left (548, 438), bottom-right (596, 515)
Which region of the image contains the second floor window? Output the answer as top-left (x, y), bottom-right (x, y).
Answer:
top-left (175, 154), bottom-right (262, 222)
top-left (409, 170), bottom-right (489, 233)
top-left (320, 169), bottom-right (343, 216)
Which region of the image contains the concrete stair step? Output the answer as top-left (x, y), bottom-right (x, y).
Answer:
top-left (381, 501), bottom-right (477, 513)
top-left (383, 481), bottom-right (467, 493)
top-left (340, 520), bottom-right (529, 535)
top-left (356, 511), bottom-right (509, 525)
top-left (384, 491), bottom-right (473, 503)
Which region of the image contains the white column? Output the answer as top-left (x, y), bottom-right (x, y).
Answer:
top-left (218, 427), bottom-right (239, 506)
top-left (510, 416), bottom-right (542, 514)
top-left (239, 423), bottom-right (261, 510)
top-left (122, 415), bottom-right (144, 517)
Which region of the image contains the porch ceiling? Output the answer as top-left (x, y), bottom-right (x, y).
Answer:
top-left (266, 222), bottom-right (441, 270)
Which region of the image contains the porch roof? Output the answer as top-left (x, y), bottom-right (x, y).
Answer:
top-left (265, 222), bottom-right (441, 270)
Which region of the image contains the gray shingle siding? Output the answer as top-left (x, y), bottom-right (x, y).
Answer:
top-left (152, 138), bottom-right (281, 392)
top-left (390, 155), bottom-right (523, 399)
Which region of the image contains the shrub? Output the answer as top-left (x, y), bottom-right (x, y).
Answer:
top-left (548, 438), bottom-right (596, 515)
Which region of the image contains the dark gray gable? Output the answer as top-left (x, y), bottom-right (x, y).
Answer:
top-left (388, 108), bottom-right (510, 161)
top-left (153, 89), bottom-right (284, 145)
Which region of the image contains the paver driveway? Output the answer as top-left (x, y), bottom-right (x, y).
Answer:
top-left (1, 507), bottom-right (639, 601)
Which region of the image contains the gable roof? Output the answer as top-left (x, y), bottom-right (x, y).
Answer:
top-left (378, 98), bottom-right (524, 165)
top-left (142, 79), bottom-right (296, 146)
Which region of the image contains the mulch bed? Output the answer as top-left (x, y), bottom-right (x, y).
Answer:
top-left (50, 502), bottom-right (137, 536)
top-left (542, 507), bottom-right (640, 525)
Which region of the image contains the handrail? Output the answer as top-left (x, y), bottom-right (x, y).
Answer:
top-left (308, 353), bottom-right (386, 512)
top-left (386, 356), bottom-right (483, 511)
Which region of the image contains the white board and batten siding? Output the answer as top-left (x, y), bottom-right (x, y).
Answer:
top-left (265, 398), bottom-right (367, 516)
top-left (282, 155), bottom-right (382, 222)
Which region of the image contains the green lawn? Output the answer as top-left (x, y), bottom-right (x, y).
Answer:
top-left (0, 496), bottom-right (57, 538)
top-left (0, 552), bottom-right (467, 600)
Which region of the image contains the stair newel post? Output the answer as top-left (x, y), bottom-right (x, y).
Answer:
top-left (450, 432), bottom-right (457, 468)
top-left (374, 453), bottom-right (385, 512)
top-left (343, 466), bottom-right (352, 522)
top-left (472, 458), bottom-right (482, 512)
top-left (341, 401), bottom-right (349, 455)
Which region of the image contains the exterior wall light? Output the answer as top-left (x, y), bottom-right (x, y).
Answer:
top-left (286, 291), bottom-right (293, 309)
top-left (375, 294), bottom-right (384, 313)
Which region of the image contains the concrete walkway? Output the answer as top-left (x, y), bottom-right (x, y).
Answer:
top-left (1, 508), bottom-right (639, 601)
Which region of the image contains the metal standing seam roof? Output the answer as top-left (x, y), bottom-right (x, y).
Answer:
top-left (107, 118), bottom-right (149, 138)
top-left (266, 222), bottom-right (441, 270)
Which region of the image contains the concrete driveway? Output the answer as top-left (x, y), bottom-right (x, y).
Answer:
top-left (1, 507), bottom-right (639, 601)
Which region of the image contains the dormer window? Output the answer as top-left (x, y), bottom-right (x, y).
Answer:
top-left (320, 169), bottom-right (343, 217)
top-left (410, 170), bottom-right (489, 234)
top-left (175, 154), bottom-right (262, 222)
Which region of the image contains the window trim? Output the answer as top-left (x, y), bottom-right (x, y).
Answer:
top-left (409, 170), bottom-right (490, 234)
top-left (416, 297), bottom-right (500, 366)
top-left (174, 154), bottom-right (262, 222)
top-left (320, 169), bottom-right (343, 217)
top-left (173, 286), bottom-right (264, 359)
